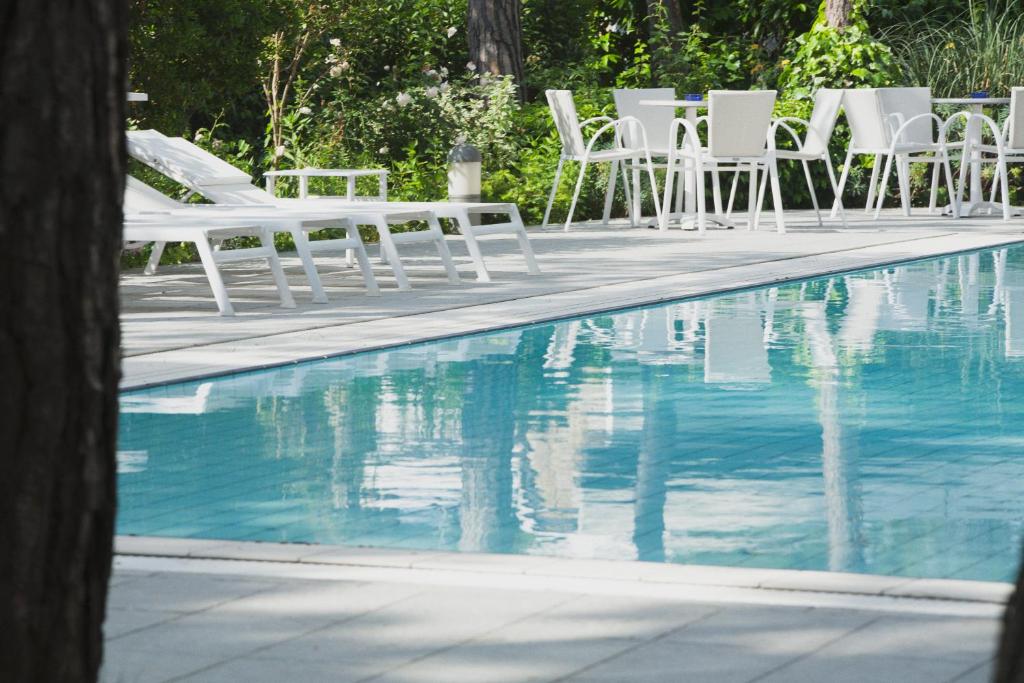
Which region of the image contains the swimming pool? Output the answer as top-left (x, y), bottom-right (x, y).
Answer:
top-left (118, 246), bottom-right (1024, 582)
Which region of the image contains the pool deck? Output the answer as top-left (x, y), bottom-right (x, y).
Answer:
top-left (105, 538), bottom-right (1006, 682)
top-left (122, 211), bottom-right (1024, 388)
top-left (111, 211), bottom-right (1022, 681)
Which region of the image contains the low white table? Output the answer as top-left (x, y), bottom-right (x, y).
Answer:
top-left (264, 168), bottom-right (389, 201)
top-left (933, 97), bottom-right (1012, 216)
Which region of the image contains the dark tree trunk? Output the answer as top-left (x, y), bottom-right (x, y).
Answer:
top-left (646, 0), bottom-right (684, 35)
top-left (467, 0), bottom-right (525, 95)
top-left (825, 0), bottom-right (853, 29)
top-left (0, 1), bottom-right (126, 681)
top-left (996, 552), bottom-right (1024, 682)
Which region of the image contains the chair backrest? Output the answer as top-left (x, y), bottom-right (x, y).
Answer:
top-left (613, 87), bottom-right (676, 152)
top-left (707, 90), bottom-right (776, 158)
top-left (546, 90), bottom-right (587, 157)
top-left (801, 88), bottom-right (844, 156)
top-left (1009, 87), bottom-right (1024, 150)
top-left (842, 89), bottom-right (890, 150)
top-left (123, 176), bottom-right (182, 212)
top-left (127, 129), bottom-right (255, 189)
top-left (878, 87), bottom-right (934, 145)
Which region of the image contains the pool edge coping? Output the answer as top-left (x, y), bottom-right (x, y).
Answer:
top-left (114, 536), bottom-right (1013, 612)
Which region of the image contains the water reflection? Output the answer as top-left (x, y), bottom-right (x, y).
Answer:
top-left (118, 247), bottom-right (1024, 582)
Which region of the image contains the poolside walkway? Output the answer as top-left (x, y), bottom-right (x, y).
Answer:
top-left (104, 540), bottom-right (1006, 683)
top-left (121, 211), bottom-right (1024, 388)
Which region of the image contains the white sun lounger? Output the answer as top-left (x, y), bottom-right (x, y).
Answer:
top-left (125, 176), bottom-right (383, 300)
top-left (126, 129), bottom-right (540, 282)
top-left (122, 215), bottom-right (295, 316)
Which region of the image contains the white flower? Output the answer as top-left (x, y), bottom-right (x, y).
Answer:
top-left (439, 82), bottom-right (450, 93)
top-left (439, 66), bottom-right (449, 77)
top-left (274, 145), bottom-right (286, 158)
top-left (424, 86), bottom-right (439, 98)
top-left (379, 146), bottom-right (389, 154)
top-left (329, 65), bottom-right (344, 78)
top-left (329, 37), bottom-right (341, 47)
top-left (396, 92), bottom-right (412, 107)
top-left (384, 65), bottom-right (391, 71)
top-left (338, 60), bottom-right (350, 71)
top-left (425, 68), bottom-right (438, 78)
top-left (446, 26), bottom-right (457, 38)
top-left (325, 54), bottom-right (338, 64)
top-left (298, 106), bottom-right (312, 115)
top-left (466, 61), bottom-right (476, 71)
top-left (194, 131), bottom-right (203, 141)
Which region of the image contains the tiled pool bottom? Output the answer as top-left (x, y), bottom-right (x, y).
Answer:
top-left (118, 247), bottom-right (1024, 583)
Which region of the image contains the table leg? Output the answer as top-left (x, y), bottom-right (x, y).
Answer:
top-left (299, 176), bottom-right (309, 200)
top-left (347, 175), bottom-right (356, 201)
top-left (266, 176), bottom-right (276, 197)
top-left (968, 103), bottom-right (984, 207)
top-left (684, 108), bottom-right (698, 214)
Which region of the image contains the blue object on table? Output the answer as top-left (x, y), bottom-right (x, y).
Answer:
top-left (684, 93), bottom-right (703, 102)
top-left (971, 91), bottom-right (989, 99)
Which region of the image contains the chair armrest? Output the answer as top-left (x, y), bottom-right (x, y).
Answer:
top-left (579, 116), bottom-right (614, 129)
top-left (768, 118), bottom-right (806, 152)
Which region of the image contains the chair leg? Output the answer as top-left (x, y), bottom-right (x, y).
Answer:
top-left (727, 169), bottom-right (740, 218)
top-left (631, 164), bottom-right (642, 223)
top-left (865, 154), bottom-right (881, 213)
top-left (426, 215), bottom-right (461, 283)
top-left (643, 152), bottom-right (663, 227)
top-left (896, 156), bottom-right (912, 216)
top-left (346, 224), bottom-right (380, 296)
top-left (747, 164), bottom-right (758, 230)
top-left (620, 161), bottom-right (636, 225)
top-left (998, 156), bottom-right (1012, 221)
top-left (832, 149), bottom-right (854, 219)
top-left (660, 163), bottom-right (676, 232)
top-left (259, 230), bottom-right (296, 309)
top-left (291, 230), bottom-right (329, 304)
top-left (802, 160), bottom-right (821, 226)
top-left (508, 204), bottom-right (542, 275)
top-left (144, 241), bottom-right (166, 275)
top-left (376, 221), bottom-right (411, 291)
top-left (824, 156), bottom-right (848, 229)
top-left (928, 158), bottom-right (941, 214)
top-left (565, 157), bottom-right (589, 232)
top-left (956, 147), bottom-right (970, 215)
top-left (695, 166), bottom-right (707, 234)
top-left (454, 209), bottom-right (490, 282)
top-left (712, 168), bottom-right (723, 216)
top-left (542, 157), bottom-right (565, 228)
top-left (873, 153), bottom-right (895, 220)
top-left (602, 159), bottom-right (618, 225)
top-left (194, 238), bottom-right (235, 316)
top-left (754, 162), bottom-right (769, 231)
top-left (942, 155), bottom-right (958, 220)
top-left (769, 157), bottom-right (786, 233)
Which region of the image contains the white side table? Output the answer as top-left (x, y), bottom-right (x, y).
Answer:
top-left (264, 168), bottom-right (389, 201)
top-left (933, 97), bottom-right (1012, 216)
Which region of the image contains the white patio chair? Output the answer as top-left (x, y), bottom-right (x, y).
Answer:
top-left (767, 88), bottom-right (847, 227)
top-left (957, 86), bottom-right (1024, 221)
top-left (542, 89), bottom-right (662, 231)
top-left (660, 89), bottom-right (784, 234)
top-left (833, 88), bottom-right (960, 219)
top-left (613, 87), bottom-right (679, 219)
top-left (125, 176), bottom-right (380, 300)
top-left (122, 213), bottom-right (295, 316)
top-left (127, 130), bottom-right (461, 290)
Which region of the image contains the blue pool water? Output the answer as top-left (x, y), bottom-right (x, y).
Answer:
top-left (119, 246), bottom-right (1024, 582)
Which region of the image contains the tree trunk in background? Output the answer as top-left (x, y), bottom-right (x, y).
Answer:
top-left (0, 1), bottom-right (126, 681)
top-left (467, 0), bottom-right (525, 96)
top-left (996, 554), bottom-right (1024, 682)
top-left (825, 0), bottom-right (853, 29)
top-left (646, 0), bottom-right (684, 36)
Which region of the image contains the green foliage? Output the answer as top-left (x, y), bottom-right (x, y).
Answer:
top-left (778, 1), bottom-right (897, 99)
top-left (882, 1), bottom-right (1024, 97)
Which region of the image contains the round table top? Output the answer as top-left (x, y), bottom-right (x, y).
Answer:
top-left (638, 99), bottom-right (707, 107)
top-left (932, 97), bottom-right (1010, 105)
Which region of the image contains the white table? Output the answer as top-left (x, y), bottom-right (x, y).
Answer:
top-left (933, 97), bottom-right (1011, 216)
top-left (264, 168), bottom-right (389, 201)
top-left (638, 99), bottom-right (740, 228)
